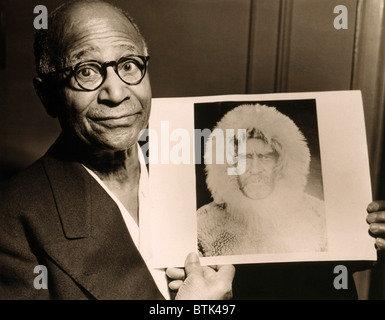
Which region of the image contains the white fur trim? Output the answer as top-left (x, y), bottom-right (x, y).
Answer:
top-left (204, 104), bottom-right (311, 206)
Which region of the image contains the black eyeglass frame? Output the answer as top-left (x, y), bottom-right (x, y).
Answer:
top-left (42, 55), bottom-right (150, 91)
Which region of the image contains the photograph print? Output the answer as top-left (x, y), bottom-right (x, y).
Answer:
top-left (194, 99), bottom-right (328, 257)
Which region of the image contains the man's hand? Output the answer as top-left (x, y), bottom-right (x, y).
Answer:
top-left (166, 252), bottom-right (235, 300)
top-left (367, 200), bottom-right (385, 250)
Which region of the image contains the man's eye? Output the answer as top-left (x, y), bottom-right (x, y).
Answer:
top-left (120, 60), bottom-right (140, 74)
top-left (76, 66), bottom-right (99, 80)
top-left (80, 69), bottom-right (92, 76)
top-left (122, 61), bottom-right (134, 71)
top-left (260, 154), bottom-right (273, 161)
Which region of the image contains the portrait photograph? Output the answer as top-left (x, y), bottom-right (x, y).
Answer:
top-left (194, 99), bottom-right (327, 257)
top-left (148, 91), bottom-right (375, 268)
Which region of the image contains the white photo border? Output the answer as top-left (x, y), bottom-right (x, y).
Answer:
top-left (147, 91), bottom-right (375, 268)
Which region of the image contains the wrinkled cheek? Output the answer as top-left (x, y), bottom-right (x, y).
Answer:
top-left (59, 107), bottom-right (93, 145)
top-left (59, 89), bottom-right (93, 128)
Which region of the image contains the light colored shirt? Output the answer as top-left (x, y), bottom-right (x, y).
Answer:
top-left (82, 148), bottom-right (170, 300)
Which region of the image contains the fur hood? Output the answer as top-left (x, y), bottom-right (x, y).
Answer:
top-left (198, 104), bottom-right (327, 255)
top-left (204, 104), bottom-right (311, 208)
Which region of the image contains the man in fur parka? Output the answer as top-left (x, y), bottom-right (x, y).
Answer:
top-left (197, 104), bottom-right (327, 256)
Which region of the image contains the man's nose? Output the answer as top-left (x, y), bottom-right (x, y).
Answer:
top-left (98, 67), bottom-right (129, 105)
top-left (249, 157), bottom-right (263, 173)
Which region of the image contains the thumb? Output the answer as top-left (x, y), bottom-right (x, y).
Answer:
top-left (184, 252), bottom-right (203, 277)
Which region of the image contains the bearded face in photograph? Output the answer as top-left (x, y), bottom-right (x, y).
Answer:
top-left (197, 104), bottom-right (327, 256)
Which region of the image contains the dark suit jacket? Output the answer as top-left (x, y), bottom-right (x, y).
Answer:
top-left (0, 138), bottom-right (164, 300)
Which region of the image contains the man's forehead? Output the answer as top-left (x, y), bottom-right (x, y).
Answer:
top-left (68, 44), bottom-right (139, 63)
top-left (59, 2), bottom-right (143, 60)
top-left (246, 138), bottom-right (275, 154)
top-left (64, 1), bottom-right (128, 21)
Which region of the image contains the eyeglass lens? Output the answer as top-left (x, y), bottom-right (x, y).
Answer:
top-left (73, 56), bottom-right (146, 91)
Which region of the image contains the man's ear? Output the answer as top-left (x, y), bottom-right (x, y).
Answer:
top-left (33, 76), bottom-right (59, 118)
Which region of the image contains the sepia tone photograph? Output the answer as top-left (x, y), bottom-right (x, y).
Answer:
top-left (148, 91), bottom-right (374, 272)
top-left (194, 100), bottom-right (327, 256)
top-left (0, 0), bottom-right (384, 302)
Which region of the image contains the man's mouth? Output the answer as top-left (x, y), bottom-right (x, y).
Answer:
top-left (90, 113), bottom-right (141, 128)
top-left (245, 174), bottom-right (270, 185)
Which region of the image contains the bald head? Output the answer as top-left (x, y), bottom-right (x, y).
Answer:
top-left (34, 0), bottom-right (148, 75)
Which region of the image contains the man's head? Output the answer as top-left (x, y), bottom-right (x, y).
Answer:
top-left (33, 0), bottom-right (151, 152)
top-left (237, 129), bottom-right (280, 200)
top-left (204, 104), bottom-right (310, 206)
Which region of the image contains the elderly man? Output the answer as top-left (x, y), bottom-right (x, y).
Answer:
top-left (198, 104), bottom-right (327, 256)
top-left (0, 0), bottom-right (234, 300)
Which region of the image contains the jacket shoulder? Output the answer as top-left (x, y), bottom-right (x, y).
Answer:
top-left (0, 158), bottom-right (54, 299)
top-left (0, 159), bottom-right (49, 208)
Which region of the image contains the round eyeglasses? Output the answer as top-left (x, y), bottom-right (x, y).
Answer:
top-left (45, 55), bottom-right (150, 91)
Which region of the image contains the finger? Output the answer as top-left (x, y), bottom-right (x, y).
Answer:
top-left (367, 201), bottom-right (385, 213)
top-left (166, 267), bottom-right (185, 280)
top-left (168, 280), bottom-right (184, 291)
top-left (216, 264), bottom-right (236, 282)
top-left (202, 265), bottom-right (217, 278)
top-left (369, 223), bottom-right (385, 235)
top-left (212, 265), bottom-right (235, 300)
top-left (375, 237), bottom-right (385, 250)
top-left (184, 252), bottom-right (203, 277)
top-left (367, 212), bottom-right (385, 224)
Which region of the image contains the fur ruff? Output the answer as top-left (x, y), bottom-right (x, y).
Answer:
top-left (204, 104), bottom-right (311, 207)
top-left (198, 104), bottom-right (327, 255)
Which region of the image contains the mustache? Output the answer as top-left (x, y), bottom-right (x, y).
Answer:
top-left (88, 102), bottom-right (142, 119)
top-left (244, 173), bottom-right (271, 185)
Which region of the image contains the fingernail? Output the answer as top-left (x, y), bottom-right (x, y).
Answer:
top-left (188, 252), bottom-right (199, 261)
top-left (370, 224), bottom-right (378, 233)
top-left (368, 202), bottom-right (378, 212)
top-left (375, 237), bottom-right (385, 248)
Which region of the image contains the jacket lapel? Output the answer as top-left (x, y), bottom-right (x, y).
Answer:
top-left (41, 141), bottom-right (164, 300)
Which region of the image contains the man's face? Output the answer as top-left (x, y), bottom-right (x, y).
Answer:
top-left (237, 138), bottom-right (278, 200)
top-left (56, 3), bottom-right (151, 151)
